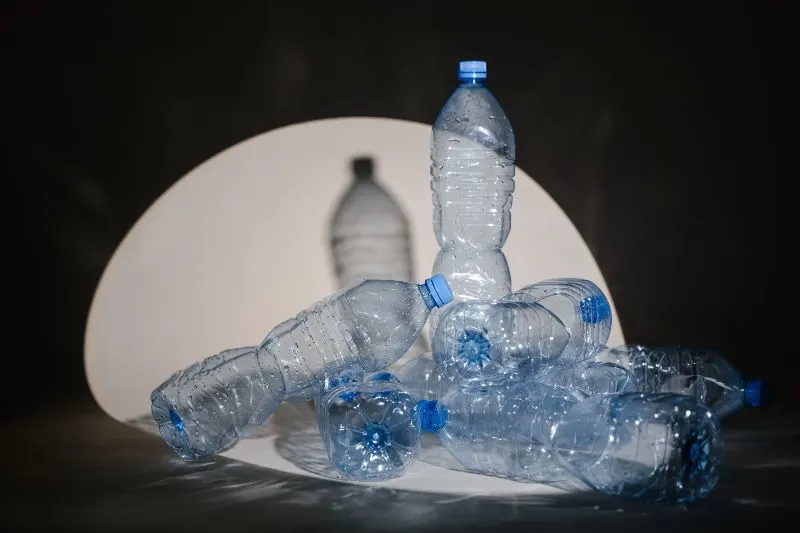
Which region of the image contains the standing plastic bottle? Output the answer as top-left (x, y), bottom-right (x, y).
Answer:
top-left (317, 373), bottom-right (427, 481)
top-left (595, 344), bottom-right (768, 417)
top-left (432, 300), bottom-right (569, 381)
top-left (150, 275), bottom-right (453, 460)
top-left (552, 392), bottom-right (723, 504)
top-left (430, 60), bottom-right (516, 330)
top-left (507, 278), bottom-right (612, 363)
top-left (329, 156), bottom-right (430, 362)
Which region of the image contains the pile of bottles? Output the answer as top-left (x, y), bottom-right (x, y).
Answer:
top-left (149, 61), bottom-right (767, 504)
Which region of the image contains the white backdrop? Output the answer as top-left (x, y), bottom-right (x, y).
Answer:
top-left (85, 117), bottom-right (624, 495)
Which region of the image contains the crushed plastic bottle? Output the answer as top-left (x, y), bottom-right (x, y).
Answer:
top-left (507, 278), bottom-right (612, 363)
top-left (595, 344), bottom-right (767, 417)
top-left (552, 392), bottom-right (723, 503)
top-left (430, 60), bottom-right (515, 331)
top-left (150, 275), bottom-right (453, 460)
top-left (432, 300), bottom-right (569, 381)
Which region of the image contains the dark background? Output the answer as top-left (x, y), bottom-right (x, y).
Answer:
top-left (3, 1), bottom-right (786, 417)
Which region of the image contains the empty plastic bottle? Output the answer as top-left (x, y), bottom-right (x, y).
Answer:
top-left (394, 353), bottom-right (455, 402)
top-left (317, 374), bottom-right (425, 481)
top-left (552, 392), bottom-right (723, 504)
top-left (432, 300), bottom-right (569, 381)
top-left (150, 275), bottom-right (453, 460)
top-left (430, 60), bottom-right (516, 331)
top-left (507, 278), bottom-right (612, 363)
top-left (595, 344), bottom-right (767, 417)
top-left (535, 360), bottom-right (631, 400)
top-left (420, 377), bottom-right (573, 483)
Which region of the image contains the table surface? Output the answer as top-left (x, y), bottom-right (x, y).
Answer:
top-left (5, 400), bottom-right (799, 532)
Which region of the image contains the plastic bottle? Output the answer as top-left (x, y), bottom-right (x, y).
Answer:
top-left (394, 352), bottom-right (455, 402)
top-left (329, 156), bottom-right (429, 360)
top-left (552, 392), bottom-right (723, 503)
top-left (595, 344), bottom-right (767, 417)
top-left (507, 278), bottom-right (612, 363)
top-left (535, 360), bottom-right (631, 400)
top-left (150, 275), bottom-right (453, 460)
top-left (432, 300), bottom-right (569, 381)
top-left (421, 378), bottom-right (572, 483)
top-left (423, 380), bottom-right (723, 501)
top-left (429, 60), bottom-right (516, 330)
top-left (317, 373), bottom-right (424, 481)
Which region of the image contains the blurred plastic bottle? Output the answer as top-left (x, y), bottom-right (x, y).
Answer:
top-left (421, 378), bottom-right (573, 483)
top-left (394, 352), bottom-right (455, 402)
top-left (329, 156), bottom-right (430, 360)
top-left (507, 278), bottom-right (612, 363)
top-left (535, 359), bottom-right (631, 400)
top-left (432, 301), bottom-right (569, 381)
top-left (595, 344), bottom-right (767, 417)
top-left (317, 374), bottom-right (427, 481)
top-left (150, 275), bottom-right (453, 460)
top-left (552, 392), bottom-right (723, 503)
top-left (430, 60), bottom-right (516, 330)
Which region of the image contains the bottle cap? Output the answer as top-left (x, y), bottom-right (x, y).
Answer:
top-left (425, 274), bottom-right (453, 307)
top-left (368, 371), bottom-right (397, 383)
top-left (458, 60), bottom-right (487, 81)
top-left (351, 156), bottom-right (374, 179)
top-left (418, 400), bottom-right (448, 432)
top-left (743, 379), bottom-right (767, 408)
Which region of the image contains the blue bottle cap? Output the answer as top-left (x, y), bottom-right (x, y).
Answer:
top-left (458, 60), bottom-right (487, 81)
top-left (425, 274), bottom-right (453, 307)
top-left (418, 400), bottom-right (448, 432)
top-left (368, 371), bottom-right (397, 383)
top-left (743, 379), bottom-right (767, 408)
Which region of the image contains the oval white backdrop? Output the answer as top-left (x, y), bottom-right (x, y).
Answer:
top-left (85, 117), bottom-right (624, 496)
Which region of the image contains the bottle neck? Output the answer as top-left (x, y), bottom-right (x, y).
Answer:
top-left (458, 78), bottom-right (485, 87)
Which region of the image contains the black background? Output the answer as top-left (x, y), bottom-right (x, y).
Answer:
top-left (3, 1), bottom-right (786, 416)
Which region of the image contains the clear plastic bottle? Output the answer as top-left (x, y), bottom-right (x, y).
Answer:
top-left (317, 374), bottom-right (424, 481)
top-left (430, 60), bottom-right (515, 331)
top-left (535, 360), bottom-right (631, 400)
top-left (422, 378), bottom-right (572, 483)
top-left (394, 352), bottom-right (455, 402)
top-left (150, 275), bottom-right (453, 460)
top-left (552, 392), bottom-right (723, 503)
top-left (507, 278), bottom-right (612, 363)
top-left (432, 301), bottom-right (569, 381)
top-left (595, 344), bottom-right (767, 417)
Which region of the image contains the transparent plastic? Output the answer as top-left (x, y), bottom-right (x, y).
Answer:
top-left (394, 352), bottom-right (455, 402)
top-left (552, 392), bottom-right (723, 503)
top-left (432, 301), bottom-right (569, 381)
top-left (317, 377), bottom-right (422, 481)
top-left (430, 60), bottom-right (516, 330)
top-left (150, 276), bottom-right (451, 460)
top-left (429, 378), bottom-right (572, 483)
top-left (595, 344), bottom-right (767, 417)
top-left (508, 278), bottom-right (612, 363)
top-left (535, 360), bottom-right (631, 401)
